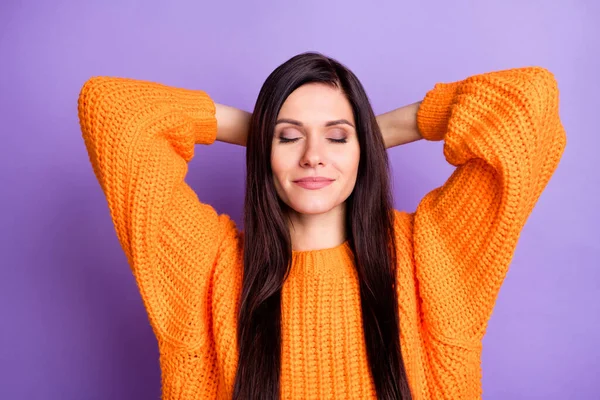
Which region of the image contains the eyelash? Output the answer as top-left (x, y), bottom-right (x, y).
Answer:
top-left (279, 137), bottom-right (347, 144)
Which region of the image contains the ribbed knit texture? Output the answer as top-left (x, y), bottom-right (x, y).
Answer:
top-left (78, 67), bottom-right (566, 399)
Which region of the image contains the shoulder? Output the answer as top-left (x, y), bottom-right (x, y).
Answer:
top-left (212, 214), bottom-right (244, 300)
top-left (215, 213), bottom-right (243, 253)
top-left (393, 209), bottom-right (414, 238)
top-left (392, 210), bottom-right (415, 254)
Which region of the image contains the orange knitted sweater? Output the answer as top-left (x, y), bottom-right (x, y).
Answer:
top-left (78, 67), bottom-right (566, 399)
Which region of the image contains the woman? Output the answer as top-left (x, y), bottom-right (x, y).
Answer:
top-left (78, 52), bottom-right (566, 399)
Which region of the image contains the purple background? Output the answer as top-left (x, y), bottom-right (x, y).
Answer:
top-left (1, 0), bottom-right (598, 398)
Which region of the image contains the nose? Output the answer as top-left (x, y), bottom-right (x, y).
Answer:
top-left (300, 136), bottom-right (325, 168)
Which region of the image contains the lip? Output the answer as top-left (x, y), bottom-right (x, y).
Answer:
top-left (293, 176), bottom-right (334, 190)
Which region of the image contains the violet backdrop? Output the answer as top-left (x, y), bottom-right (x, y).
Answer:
top-left (1, 0), bottom-right (598, 398)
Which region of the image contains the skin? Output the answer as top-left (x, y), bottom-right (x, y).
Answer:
top-left (214, 85), bottom-right (422, 251)
top-left (271, 83), bottom-right (360, 251)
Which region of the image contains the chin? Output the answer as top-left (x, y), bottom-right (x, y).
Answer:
top-left (286, 199), bottom-right (338, 216)
top-left (292, 207), bottom-right (332, 215)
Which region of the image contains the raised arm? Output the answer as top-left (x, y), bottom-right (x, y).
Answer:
top-left (377, 101), bottom-right (423, 148)
top-left (215, 103), bottom-right (252, 146)
top-left (409, 67), bottom-right (566, 343)
top-left (78, 77), bottom-right (240, 347)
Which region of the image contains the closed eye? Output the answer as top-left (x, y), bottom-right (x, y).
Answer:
top-left (279, 137), bottom-right (300, 143)
top-left (278, 137), bottom-right (347, 144)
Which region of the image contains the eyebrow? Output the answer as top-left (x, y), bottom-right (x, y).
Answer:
top-left (275, 118), bottom-right (355, 128)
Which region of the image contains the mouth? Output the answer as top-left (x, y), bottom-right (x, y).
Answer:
top-left (292, 177), bottom-right (335, 190)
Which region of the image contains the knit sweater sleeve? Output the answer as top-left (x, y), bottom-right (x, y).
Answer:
top-left (78, 77), bottom-right (238, 349)
top-left (413, 67), bottom-right (566, 343)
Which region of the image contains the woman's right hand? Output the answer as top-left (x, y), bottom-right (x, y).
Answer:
top-left (215, 103), bottom-right (251, 147)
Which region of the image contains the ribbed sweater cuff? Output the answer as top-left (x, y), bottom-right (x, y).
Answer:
top-left (193, 90), bottom-right (218, 145)
top-left (417, 81), bottom-right (461, 142)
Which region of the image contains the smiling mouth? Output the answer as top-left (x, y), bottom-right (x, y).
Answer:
top-left (293, 180), bottom-right (334, 190)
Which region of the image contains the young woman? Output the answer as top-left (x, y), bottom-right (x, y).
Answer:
top-left (78, 52), bottom-right (566, 399)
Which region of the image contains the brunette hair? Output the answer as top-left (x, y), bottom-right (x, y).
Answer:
top-left (233, 52), bottom-right (411, 400)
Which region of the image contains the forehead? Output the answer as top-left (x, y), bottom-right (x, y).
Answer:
top-left (277, 83), bottom-right (354, 124)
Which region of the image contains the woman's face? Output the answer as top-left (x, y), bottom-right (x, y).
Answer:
top-left (271, 83), bottom-right (360, 215)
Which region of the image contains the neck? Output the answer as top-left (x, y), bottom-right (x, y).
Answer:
top-left (286, 203), bottom-right (347, 252)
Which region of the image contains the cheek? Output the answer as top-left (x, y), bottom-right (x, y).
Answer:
top-left (335, 147), bottom-right (360, 175)
top-left (270, 150), bottom-right (284, 176)
top-left (270, 148), bottom-right (294, 182)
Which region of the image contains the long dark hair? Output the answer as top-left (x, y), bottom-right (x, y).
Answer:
top-left (233, 52), bottom-right (412, 400)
